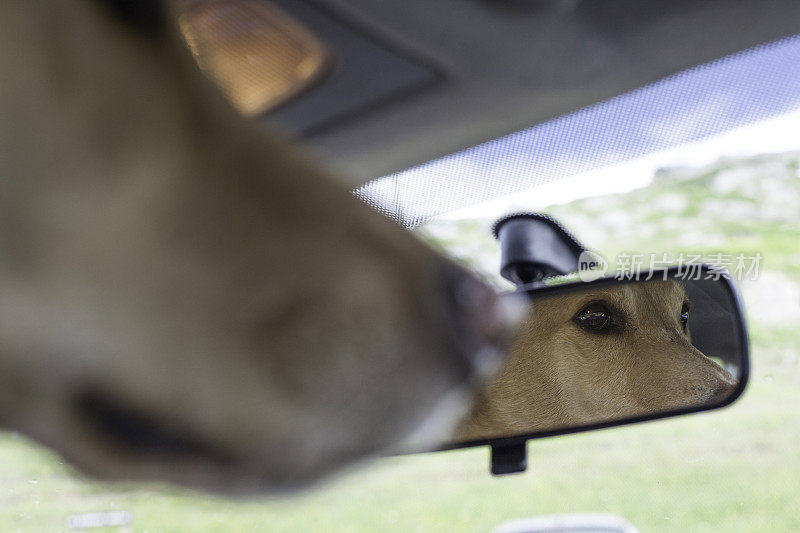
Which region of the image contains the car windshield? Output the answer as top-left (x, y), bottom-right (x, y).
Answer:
top-left (3, 33), bottom-right (800, 533)
top-left (357, 34), bottom-right (800, 229)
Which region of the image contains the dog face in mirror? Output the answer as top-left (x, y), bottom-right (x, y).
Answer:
top-left (457, 279), bottom-right (738, 441)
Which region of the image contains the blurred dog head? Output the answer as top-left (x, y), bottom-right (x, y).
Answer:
top-left (0, 0), bottom-right (520, 493)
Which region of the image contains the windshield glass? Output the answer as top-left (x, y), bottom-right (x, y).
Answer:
top-left (357, 34), bottom-right (800, 229)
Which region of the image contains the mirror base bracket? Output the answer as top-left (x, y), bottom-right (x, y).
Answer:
top-left (490, 443), bottom-right (527, 475)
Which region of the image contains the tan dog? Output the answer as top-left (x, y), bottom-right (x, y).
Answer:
top-left (457, 280), bottom-right (737, 441)
top-left (0, 0), bottom-right (518, 492)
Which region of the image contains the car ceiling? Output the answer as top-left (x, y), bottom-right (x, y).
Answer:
top-left (261, 0), bottom-right (800, 188)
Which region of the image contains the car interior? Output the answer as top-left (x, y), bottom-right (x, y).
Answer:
top-left (3, 1), bottom-right (800, 531)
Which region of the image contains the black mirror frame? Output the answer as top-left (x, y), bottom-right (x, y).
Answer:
top-left (437, 263), bottom-right (750, 453)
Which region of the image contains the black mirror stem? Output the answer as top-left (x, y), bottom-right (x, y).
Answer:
top-left (490, 442), bottom-right (527, 475)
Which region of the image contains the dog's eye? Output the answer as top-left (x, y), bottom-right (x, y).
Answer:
top-left (575, 302), bottom-right (612, 332)
top-left (680, 303), bottom-right (690, 331)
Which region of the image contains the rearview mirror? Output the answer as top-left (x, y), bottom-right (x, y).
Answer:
top-left (411, 264), bottom-right (749, 470)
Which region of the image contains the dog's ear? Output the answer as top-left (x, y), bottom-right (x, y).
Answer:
top-left (96, 0), bottom-right (166, 33)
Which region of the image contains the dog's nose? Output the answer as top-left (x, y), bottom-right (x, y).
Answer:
top-left (709, 377), bottom-right (737, 404)
top-left (441, 266), bottom-right (527, 383)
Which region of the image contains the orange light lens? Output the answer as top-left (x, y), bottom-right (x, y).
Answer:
top-left (179, 0), bottom-right (331, 117)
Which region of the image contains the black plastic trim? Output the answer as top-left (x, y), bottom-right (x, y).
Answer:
top-left (264, 0), bottom-right (443, 137)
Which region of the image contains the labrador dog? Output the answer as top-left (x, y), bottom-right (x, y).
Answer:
top-left (457, 280), bottom-right (737, 441)
top-left (0, 0), bottom-right (519, 493)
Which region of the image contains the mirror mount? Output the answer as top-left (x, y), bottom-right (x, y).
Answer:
top-left (494, 213), bottom-right (587, 287)
top-left (491, 442), bottom-right (527, 475)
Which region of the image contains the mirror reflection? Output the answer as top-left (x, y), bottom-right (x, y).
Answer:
top-left (454, 271), bottom-right (744, 443)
